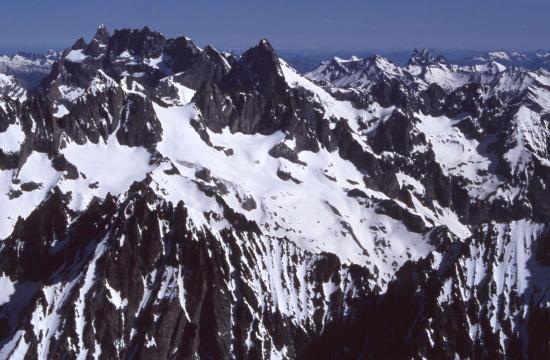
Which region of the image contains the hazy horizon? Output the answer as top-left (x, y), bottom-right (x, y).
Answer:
top-left (0, 43), bottom-right (548, 59)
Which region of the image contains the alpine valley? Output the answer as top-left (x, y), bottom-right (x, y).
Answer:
top-left (1, 26), bottom-right (550, 359)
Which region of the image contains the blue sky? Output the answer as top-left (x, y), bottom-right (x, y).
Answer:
top-left (0, 0), bottom-right (548, 52)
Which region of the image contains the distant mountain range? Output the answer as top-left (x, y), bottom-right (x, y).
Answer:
top-left (281, 49), bottom-right (550, 73)
top-left (0, 50), bottom-right (60, 88)
top-left (458, 50), bottom-right (550, 69)
top-left (1, 48), bottom-right (549, 87)
top-left (306, 48), bottom-right (550, 93)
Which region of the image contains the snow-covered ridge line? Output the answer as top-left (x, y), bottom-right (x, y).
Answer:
top-left (306, 49), bottom-right (550, 94)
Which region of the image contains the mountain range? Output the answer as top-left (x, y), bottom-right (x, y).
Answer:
top-left (0, 50), bottom-right (60, 89)
top-left (2, 48), bottom-right (550, 87)
top-left (282, 49), bottom-right (550, 73)
top-left (1, 26), bottom-right (550, 359)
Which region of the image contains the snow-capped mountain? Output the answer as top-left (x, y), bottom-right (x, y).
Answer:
top-left (304, 54), bottom-right (405, 89)
top-left (0, 50), bottom-right (60, 88)
top-left (0, 73), bottom-right (25, 100)
top-left (463, 50), bottom-right (550, 70)
top-left (1, 27), bottom-right (550, 359)
top-left (307, 48), bottom-right (550, 95)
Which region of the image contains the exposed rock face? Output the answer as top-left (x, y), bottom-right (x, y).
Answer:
top-left (0, 27), bottom-right (550, 359)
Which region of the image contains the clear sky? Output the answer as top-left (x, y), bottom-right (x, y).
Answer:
top-left (0, 0), bottom-right (548, 52)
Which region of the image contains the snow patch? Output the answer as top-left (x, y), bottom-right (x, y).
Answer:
top-left (0, 275), bottom-right (15, 305)
top-left (105, 281), bottom-right (128, 310)
top-left (65, 49), bottom-right (87, 63)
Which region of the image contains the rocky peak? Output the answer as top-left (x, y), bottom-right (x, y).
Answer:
top-left (109, 26), bottom-right (166, 58)
top-left (408, 49), bottom-right (449, 67)
top-left (307, 54), bottom-right (403, 89)
top-left (203, 45), bottom-right (225, 63)
top-left (364, 55), bottom-right (401, 72)
top-left (163, 36), bottom-right (202, 73)
top-left (70, 37), bottom-right (87, 51)
top-left (94, 24), bottom-right (110, 43)
top-left (322, 56), bottom-right (352, 74)
top-left (224, 39), bottom-right (285, 93)
top-left (85, 24), bottom-right (110, 58)
top-left (242, 39), bottom-right (281, 74)
top-left (407, 48), bottom-right (436, 66)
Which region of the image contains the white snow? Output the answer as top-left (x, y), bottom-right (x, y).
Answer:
top-left (396, 172), bottom-right (425, 195)
top-left (0, 132), bottom-right (153, 239)
top-left (281, 59), bottom-right (372, 124)
top-left (0, 152), bottom-right (62, 239)
top-left (0, 74), bottom-right (26, 100)
top-left (90, 70), bottom-right (118, 95)
top-left (156, 266), bottom-right (178, 300)
top-left (58, 85), bottom-right (85, 102)
top-left (105, 280), bottom-right (128, 310)
top-left (75, 238), bottom-right (108, 360)
top-left (457, 220), bottom-right (550, 343)
top-left (0, 122), bottom-right (25, 152)
top-left (159, 78), bottom-right (196, 105)
top-left (0, 51), bottom-right (57, 75)
top-left (0, 73), bottom-right (16, 89)
top-left (53, 104), bottom-right (70, 118)
top-left (502, 106), bottom-right (547, 177)
top-left (420, 65), bottom-right (471, 90)
top-left (0, 330), bottom-right (29, 359)
top-left (415, 113), bottom-right (484, 175)
top-left (65, 49), bottom-right (87, 63)
top-left (414, 112), bottom-right (500, 200)
top-left (30, 278), bottom-right (81, 359)
top-left (306, 52), bottom-right (540, 95)
top-left (60, 136), bottom-right (154, 210)
top-left (306, 56), bottom-right (403, 89)
top-left (488, 51), bottom-right (510, 61)
top-left (0, 274), bottom-right (15, 305)
top-left (152, 97), bottom-right (433, 289)
top-left (145, 335), bottom-right (157, 348)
